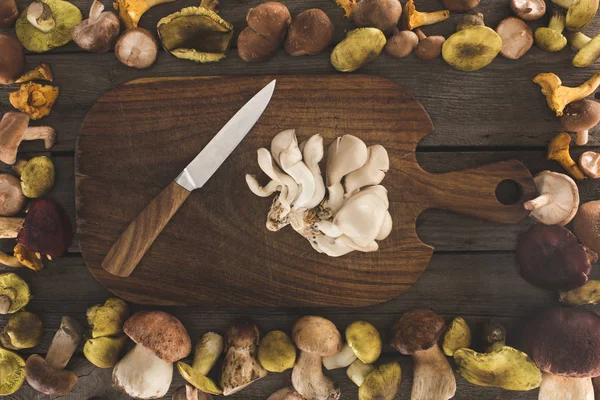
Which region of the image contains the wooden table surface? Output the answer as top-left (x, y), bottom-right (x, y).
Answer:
top-left (1, 0), bottom-right (600, 398)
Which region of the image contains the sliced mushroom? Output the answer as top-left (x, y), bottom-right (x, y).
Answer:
top-left (510, 0), bottom-right (546, 20)
top-left (561, 100), bottom-right (600, 145)
top-left (115, 27), bottom-right (158, 69)
top-left (496, 17), bottom-right (533, 60)
top-left (524, 171), bottom-right (579, 226)
top-left (579, 151), bottom-right (600, 178)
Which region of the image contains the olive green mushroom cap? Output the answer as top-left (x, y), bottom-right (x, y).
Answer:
top-left (346, 321), bottom-right (382, 364)
top-left (0, 347), bottom-right (26, 395)
top-left (1, 311), bottom-right (43, 350)
top-left (84, 335), bottom-right (128, 368)
top-left (157, 6), bottom-right (233, 63)
top-left (177, 362), bottom-right (222, 395)
top-left (534, 27), bottom-right (567, 52)
top-left (18, 156), bottom-right (55, 199)
top-left (562, 0), bottom-right (599, 31)
top-left (258, 330), bottom-right (297, 373)
top-left (0, 273), bottom-right (31, 314)
top-left (16, 0), bottom-right (82, 53)
top-left (358, 362), bottom-right (402, 400)
top-left (330, 28), bottom-right (386, 73)
top-left (442, 26), bottom-right (502, 71)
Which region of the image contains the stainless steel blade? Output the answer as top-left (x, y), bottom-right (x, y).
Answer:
top-left (175, 80), bottom-right (276, 191)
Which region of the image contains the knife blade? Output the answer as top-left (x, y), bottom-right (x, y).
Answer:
top-left (101, 80), bottom-right (277, 277)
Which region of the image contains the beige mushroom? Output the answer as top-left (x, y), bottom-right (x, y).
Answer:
top-left (0, 112), bottom-right (56, 165)
top-left (385, 30), bottom-right (419, 58)
top-left (0, 174), bottom-right (25, 216)
top-left (114, 27), bottom-right (158, 69)
top-left (580, 151), bottom-right (600, 178)
top-left (173, 385), bottom-right (213, 400)
top-left (414, 29), bottom-right (445, 60)
top-left (511, 0), bottom-right (546, 20)
top-left (524, 171), bottom-right (579, 226)
top-left (561, 100), bottom-right (600, 145)
top-left (496, 17), bottom-right (533, 59)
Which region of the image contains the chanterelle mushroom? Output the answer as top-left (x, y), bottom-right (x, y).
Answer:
top-left (521, 308), bottom-right (600, 400)
top-left (114, 0), bottom-right (175, 29)
top-left (511, 0), bottom-right (546, 20)
top-left (402, 0), bottom-right (449, 30)
top-left (533, 72), bottom-right (600, 116)
top-left (113, 311), bottom-right (192, 399)
top-left (292, 316), bottom-right (342, 400)
top-left (547, 132), bottom-right (586, 181)
top-left (178, 332), bottom-right (223, 394)
top-left (391, 309), bottom-right (456, 400)
top-left (524, 171), bottom-right (579, 226)
top-left (9, 83), bottom-right (60, 120)
top-left (26, 316), bottom-right (83, 396)
top-left (16, 62), bottom-right (54, 83)
top-left (561, 99), bottom-right (600, 145)
top-left (552, 0), bottom-right (599, 31)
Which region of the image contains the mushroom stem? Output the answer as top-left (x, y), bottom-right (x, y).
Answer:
top-left (0, 217), bottom-right (24, 239)
top-left (411, 344), bottom-right (456, 400)
top-left (346, 359), bottom-right (374, 386)
top-left (26, 0), bottom-right (56, 33)
top-left (539, 374), bottom-right (593, 400)
top-left (548, 9), bottom-right (566, 33)
top-left (571, 32), bottom-right (592, 50)
top-left (88, 0), bottom-right (104, 22)
top-left (323, 343), bottom-right (357, 370)
top-left (45, 316), bottom-right (83, 370)
top-left (421, 10), bottom-right (451, 26)
top-left (192, 332), bottom-right (222, 375)
top-left (415, 28), bottom-right (427, 40)
top-left (23, 126), bottom-right (56, 149)
top-left (524, 193), bottom-right (552, 210)
top-left (577, 130), bottom-right (590, 145)
top-left (292, 351), bottom-right (340, 400)
top-left (0, 251), bottom-right (22, 268)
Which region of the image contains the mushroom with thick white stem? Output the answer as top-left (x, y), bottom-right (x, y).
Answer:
top-left (26, 316), bottom-right (83, 396)
top-left (0, 112), bottom-right (56, 165)
top-left (113, 311), bottom-right (192, 399)
top-left (323, 320), bottom-right (382, 370)
top-left (178, 332), bottom-right (223, 395)
top-left (561, 100), bottom-right (600, 145)
top-left (391, 309), bottom-right (456, 400)
top-left (292, 316), bottom-right (342, 400)
top-left (524, 171), bottom-right (579, 226)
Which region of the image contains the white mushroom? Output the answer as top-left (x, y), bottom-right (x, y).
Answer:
top-left (524, 171), bottom-right (579, 226)
top-left (302, 134), bottom-right (326, 209)
top-left (344, 145), bottom-right (389, 195)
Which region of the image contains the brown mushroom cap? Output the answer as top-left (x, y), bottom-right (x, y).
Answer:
top-left (292, 316), bottom-right (342, 356)
top-left (0, 174), bottom-right (25, 217)
top-left (521, 308), bottom-right (600, 377)
top-left (574, 200), bottom-right (600, 255)
top-left (579, 152), bottom-right (600, 178)
top-left (352, 0), bottom-right (403, 34)
top-left (238, 2), bottom-right (291, 62)
top-left (114, 28), bottom-right (158, 69)
top-left (384, 30), bottom-right (419, 58)
top-left (415, 36), bottom-right (445, 60)
top-left (440, 0), bottom-right (480, 13)
top-left (0, 112), bottom-right (29, 165)
top-left (391, 309), bottom-right (445, 355)
top-left (226, 318), bottom-right (260, 349)
top-left (510, 0), bottom-right (546, 21)
top-left (516, 224), bottom-right (592, 291)
top-left (25, 354), bottom-right (78, 396)
top-left (496, 17), bottom-right (533, 60)
top-left (285, 9), bottom-right (333, 56)
top-left (123, 311), bottom-right (191, 362)
top-left (562, 100), bottom-right (600, 133)
top-left (0, 35), bottom-right (24, 85)
top-left (0, 0), bottom-right (18, 28)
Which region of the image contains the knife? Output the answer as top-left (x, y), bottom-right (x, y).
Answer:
top-left (101, 80), bottom-right (277, 277)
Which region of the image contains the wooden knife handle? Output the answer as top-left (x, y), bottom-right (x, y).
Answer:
top-left (102, 181), bottom-right (191, 277)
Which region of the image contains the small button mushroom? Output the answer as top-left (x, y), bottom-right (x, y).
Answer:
top-left (0, 34), bottom-right (24, 85)
top-left (0, 174), bottom-right (25, 216)
top-left (402, 0), bottom-right (449, 30)
top-left (26, 316), bottom-right (83, 396)
top-left (440, 0), bottom-right (480, 12)
top-left (177, 332), bottom-right (224, 394)
top-left (323, 320), bottom-right (381, 370)
top-left (552, 0), bottom-right (598, 30)
top-left (114, 0), bottom-right (176, 29)
top-left (291, 316), bottom-right (342, 400)
top-left (534, 72), bottom-right (600, 117)
top-left (511, 0), bottom-right (546, 21)
top-left (16, 62), bottom-right (54, 83)
top-left (0, 347), bottom-right (26, 395)
top-left (357, 362), bottom-right (401, 400)
top-left (391, 309), bottom-right (456, 400)
top-left (1, 311), bottom-right (43, 350)
top-left (521, 308), bottom-right (600, 399)
top-left (72, 0), bottom-right (120, 53)
top-left (258, 330), bottom-right (296, 372)
top-left (0, 0), bottom-right (18, 28)
top-left (442, 22), bottom-right (502, 71)
top-left (14, 156), bottom-right (56, 198)
top-left (384, 30), bottom-right (418, 58)
top-left (534, 9), bottom-right (568, 52)
top-left (115, 27), bottom-right (158, 69)
top-left (221, 319), bottom-right (268, 395)
top-left (495, 17), bottom-right (533, 59)
top-left (285, 9), bottom-right (333, 56)
top-left (237, 2), bottom-right (292, 62)
top-left (574, 200), bottom-right (600, 255)
top-left (0, 272), bottom-right (31, 315)
top-left (547, 132), bottom-right (586, 180)
top-left (524, 171), bottom-right (579, 226)
top-left (330, 28), bottom-right (386, 72)
top-left (414, 29), bottom-right (445, 60)
top-left (580, 151), bottom-right (600, 178)
top-left (517, 224), bottom-right (594, 291)
top-left (442, 316), bottom-right (472, 357)
top-left (351, 0), bottom-right (403, 34)
top-left (561, 100), bottom-right (600, 145)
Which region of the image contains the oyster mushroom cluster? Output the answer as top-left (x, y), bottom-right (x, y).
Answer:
top-left (246, 130), bottom-right (392, 257)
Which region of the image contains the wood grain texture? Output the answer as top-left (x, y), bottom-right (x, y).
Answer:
top-left (77, 75), bottom-right (535, 307)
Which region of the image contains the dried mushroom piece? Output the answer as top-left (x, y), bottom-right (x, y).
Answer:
top-left (0, 273), bottom-right (31, 314)
top-left (9, 83), bottom-right (59, 120)
top-left (16, 0), bottom-right (82, 53)
top-left (331, 28), bottom-right (386, 72)
top-left (158, 0), bottom-right (234, 63)
top-left (385, 30), bottom-right (418, 58)
top-left (16, 63), bottom-right (54, 83)
top-left (0, 347), bottom-right (26, 395)
top-left (114, 0), bottom-right (176, 29)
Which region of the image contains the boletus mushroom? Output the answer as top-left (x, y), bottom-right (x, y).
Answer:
top-left (16, 0), bottom-right (83, 53)
top-left (285, 9), bottom-right (333, 56)
top-left (0, 174), bottom-right (25, 216)
top-left (323, 320), bottom-right (381, 370)
top-left (0, 272), bottom-right (31, 314)
top-left (524, 171), bottom-right (579, 226)
top-left (384, 30), bottom-right (418, 58)
top-left (534, 9), bottom-right (568, 52)
top-left (574, 200), bottom-right (600, 254)
top-left (414, 29), bottom-right (445, 60)
top-left (0, 347), bottom-right (26, 395)
top-left (517, 224), bottom-right (594, 291)
top-left (547, 132), bottom-right (586, 180)
top-left (258, 330), bottom-right (296, 372)
top-left (351, 0), bottom-right (402, 34)
top-left (561, 99), bottom-right (600, 145)
top-left (237, 2), bottom-right (291, 62)
top-left (0, 35), bottom-right (24, 85)
top-left (331, 27), bottom-right (386, 72)
top-left (114, 0), bottom-right (176, 29)
top-left (72, 0), bottom-right (120, 53)
top-left (511, 0), bottom-right (546, 20)
top-left (26, 316), bottom-right (83, 396)
top-left (221, 319), bottom-right (268, 395)
top-left (178, 332), bottom-right (223, 394)
top-left (113, 311), bottom-right (191, 399)
top-left (391, 309), bottom-right (456, 400)
top-left (495, 17), bottom-right (533, 60)
top-left (442, 316), bottom-right (471, 357)
top-left (521, 307), bottom-right (600, 399)
top-left (580, 151), bottom-right (600, 178)
top-left (534, 72), bottom-right (600, 116)
top-left (292, 316), bottom-right (342, 400)
top-left (1, 310), bottom-right (43, 350)
top-left (158, 0), bottom-right (234, 63)
top-left (402, 0), bottom-right (449, 30)
top-left (173, 385), bottom-right (214, 400)
top-left (0, 0), bottom-right (18, 28)
top-left (552, 0), bottom-right (599, 31)
top-left (115, 27), bottom-right (158, 69)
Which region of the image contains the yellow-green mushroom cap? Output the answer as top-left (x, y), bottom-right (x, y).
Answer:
top-left (565, 0), bottom-right (599, 31)
top-left (346, 321), bottom-right (382, 364)
top-left (177, 332), bottom-right (224, 395)
top-left (84, 334), bottom-right (128, 368)
top-left (0, 347), bottom-right (26, 395)
top-left (331, 28), bottom-right (386, 72)
top-left (19, 156), bottom-right (55, 198)
top-left (87, 297), bottom-right (129, 338)
top-left (16, 0), bottom-right (82, 53)
top-left (0, 273), bottom-right (31, 314)
top-left (358, 362), bottom-right (402, 400)
top-left (442, 317), bottom-right (471, 357)
top-left (258, 330), bottom-right (296, 372)
top-left (1, 310), bottom-right (43, 350)
top-left (177, 361), bottom-right (222, 395)
top-left (534, 27), bottom-right (567, 52)
top-left (442, 26), bottom-right (502, 71)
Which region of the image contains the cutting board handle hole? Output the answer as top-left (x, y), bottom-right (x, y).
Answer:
top-left (495, 179), bottom-right (523, 205)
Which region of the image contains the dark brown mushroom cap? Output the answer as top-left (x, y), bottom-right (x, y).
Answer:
top-left (510, 0), bottom-right (546, 21)
top-left (292, 316), bottom-right (342, 356)
top-left (516, 224), bottom-right (592, 291)
top-left (0, 0), bottom-right (18, 28)
top-left (123, 311), bottom-right (191, 362)
top-left (0, 34), bottom-right (24, 84)
top-left (225, 319), bottom-right (260, 349)
top-left (521, 308), bottom-right (600, 377)
top-left (391, 309), bottom-right (445, 355)
top-left (562, 100), bottom-right (600, 132)
top-left (0, 174), bottom-right (25, 216)
top-left (352, 0), bottom-right (403, 34)
top-left (574, 200), bottom-right (600, 255)
top-left (284, 9), bottom-right (333, 56)
top-left (18, 199), bottom-right (73, 258)
top-left (25, 354), bottom-right (78, 396)
top-left (246, 2), bottom-right (291, 44)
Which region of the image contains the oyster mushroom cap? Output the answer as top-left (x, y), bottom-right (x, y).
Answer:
top-left (274, 131), bottom-right (316, 209)
top-left (0, 174), bottom-right (25, 217)
top-left (547, 132), bottom-right (586, 181)
top-left (579, 151), bottom-right (600, 178)
top-left (442, 26), bottom-right (502, 71)
top-left (524, 171), bottom-right (579, 226)
top-left (384, 30), bottom-right (419, 58)
top-left (574, 200), bottom-right (600, 254)
top-left (333, 189), bottom-right (389, 247)
top-left (0, 0), bottom-right (18, 28)
top-left (496, 17), bottom-right (533, 60)
top-left (302, 134), bottom-right (326, 209)
top-left (561, 100), bottom-right (600, 145)
top-left (511, 0), bottom-right (546, 20)
top-left (114, 27), bottom-right (158, 69)
top-left (352, 0), bottom-right (403, 34)
top-left (0, 35), bottom-right (24, 85)
top-left (72, 0), bottom-right (120, 53)
top-left (326, 135), bottom-right (368, 209)
top-left (0, 347), bottom-right (25, 395)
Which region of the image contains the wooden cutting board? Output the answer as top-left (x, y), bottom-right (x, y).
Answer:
top-left (76, 75), bottom-right (535, 307)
